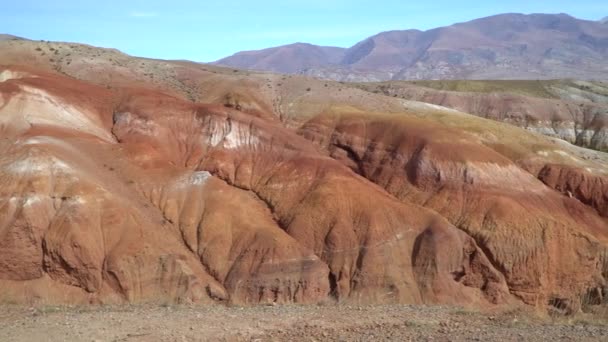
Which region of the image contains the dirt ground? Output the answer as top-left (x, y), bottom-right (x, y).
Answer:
top-left (1, 304), bottom-right (607, 342)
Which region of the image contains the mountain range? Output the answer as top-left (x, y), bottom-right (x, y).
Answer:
top-left (215, 13), bottom-right (608, 81)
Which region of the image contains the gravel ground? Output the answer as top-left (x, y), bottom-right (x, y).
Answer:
top-left (1, 304), bottom-right (607, 342)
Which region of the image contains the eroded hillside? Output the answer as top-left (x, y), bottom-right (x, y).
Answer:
top-left (0, 39), bottom-right (606, 315)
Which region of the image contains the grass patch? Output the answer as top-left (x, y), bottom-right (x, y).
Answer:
top-left (404, 80), bottom-right (560, 99)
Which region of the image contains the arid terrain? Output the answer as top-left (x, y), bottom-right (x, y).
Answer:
top-left (1, 304), bottom-right (608, 341)
top-left (0, 28), bottom-right (607, 341)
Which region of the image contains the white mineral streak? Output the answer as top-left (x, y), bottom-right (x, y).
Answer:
top-left (0, 85), bottom-right (115, 142)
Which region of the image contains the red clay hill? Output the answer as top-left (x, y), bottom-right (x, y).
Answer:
top-left (0, 37), bottom-right (606, 315)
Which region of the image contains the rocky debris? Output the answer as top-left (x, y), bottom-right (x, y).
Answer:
top-left (1, 304), bottom-right (607, 342)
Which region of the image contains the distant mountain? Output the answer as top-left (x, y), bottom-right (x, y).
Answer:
top-left (601, 16), bottom-right (608, 24)
top-left (0, 34), bottom-right (25, 41)
top-left (215, 43), bottom-right (346, 74)
top-left (214, 13), bottom-right (608, 81)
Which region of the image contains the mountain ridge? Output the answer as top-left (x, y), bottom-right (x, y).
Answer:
top-left (216, 42), bottom-right (346, 73)
top-left (214, 13), bottom-right (608, 81)
top-left (0, 34), bottom-right (26, 41)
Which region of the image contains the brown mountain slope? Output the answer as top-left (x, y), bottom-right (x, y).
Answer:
top-left (215, 13), bottom-right (608, 81)
top-left (215, 43), bottom-right (345, 74)
top-left (0, 40), bottom-right (607, 314)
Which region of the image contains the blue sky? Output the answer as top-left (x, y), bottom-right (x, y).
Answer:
top-left (2, 0), bottom-right (607, 62)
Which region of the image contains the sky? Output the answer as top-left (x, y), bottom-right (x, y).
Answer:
top-left (1, 0), bottom-right (607, 62)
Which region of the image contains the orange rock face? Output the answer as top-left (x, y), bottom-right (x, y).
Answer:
top-left (537, 164), bottom-right (608, 218)
top-left (0, 60), bottom-right (606, 314)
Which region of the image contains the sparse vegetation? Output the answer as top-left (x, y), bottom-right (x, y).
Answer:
top-left (404, 79), bottom-right (559, 98)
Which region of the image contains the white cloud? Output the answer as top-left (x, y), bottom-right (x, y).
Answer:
top-left (130, 12), bottom-right (158, 18)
